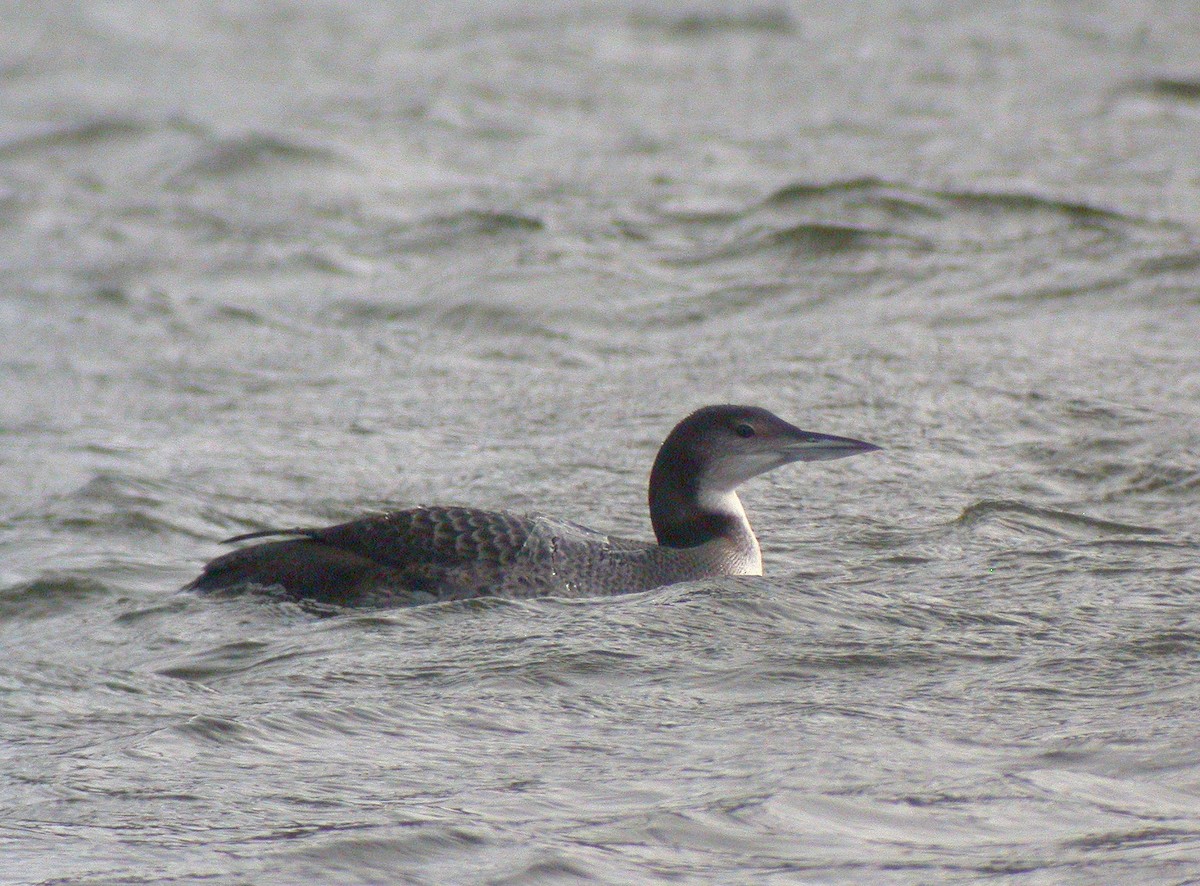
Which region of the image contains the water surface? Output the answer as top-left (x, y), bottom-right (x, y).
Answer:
top-left (2, 1), bottom-right (1199, 883)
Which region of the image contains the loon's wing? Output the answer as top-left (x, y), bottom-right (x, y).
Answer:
top-left (188, 506), bottom-right (538, 604)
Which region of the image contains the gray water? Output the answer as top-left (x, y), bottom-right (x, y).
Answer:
top-left (3, 1), bottom-right (1200, 883)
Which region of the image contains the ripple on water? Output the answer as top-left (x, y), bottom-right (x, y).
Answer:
top-left (954, 499), bottom-right (1165, 539)
top-left (156, 639), bottom-right (301, 682)
top-left (170, 133), bottom-right (350, 183)
top-left (0, 574), bottom-right (109, 620)
top-left (270, 825), bottom-right (501, 885)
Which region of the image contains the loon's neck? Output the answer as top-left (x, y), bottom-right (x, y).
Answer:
top-left (647, 443), bottom-right (762, 571)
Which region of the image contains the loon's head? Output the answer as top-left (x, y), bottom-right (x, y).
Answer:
top-left (648, 405), bottom-right (879, 548)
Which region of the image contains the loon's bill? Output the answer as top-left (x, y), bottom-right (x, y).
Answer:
top-left (186, 405), bottom-right (880, 607)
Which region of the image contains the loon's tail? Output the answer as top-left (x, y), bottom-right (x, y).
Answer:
top-left (184, 536), bottom-right (390, 606)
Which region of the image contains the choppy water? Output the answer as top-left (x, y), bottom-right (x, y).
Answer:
top-left (3, 1), bottom-right (1200, 883)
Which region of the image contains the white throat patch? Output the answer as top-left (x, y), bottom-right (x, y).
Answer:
top-left (695, 488), bottom-right (762, 574)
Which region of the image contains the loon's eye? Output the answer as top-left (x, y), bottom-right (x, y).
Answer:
top-left (734, 423), bottom-right (756, 438)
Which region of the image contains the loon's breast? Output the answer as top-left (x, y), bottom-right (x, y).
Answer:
top-left (185, 405), bottom-right (880, 607)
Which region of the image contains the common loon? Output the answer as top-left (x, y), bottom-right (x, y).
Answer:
top-left (186, 405), bottom-right (879, 607)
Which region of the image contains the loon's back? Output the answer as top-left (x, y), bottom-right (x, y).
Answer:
top-left (186, 505), bottom-right (745, 606)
